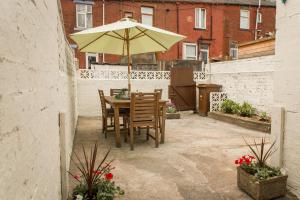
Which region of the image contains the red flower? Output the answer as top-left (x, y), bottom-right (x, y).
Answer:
top-left (74, 175), bottom-right (80, 180)
top-left (235, 160), bottom-right (239, 164)
top-left (105, 173), bottom-right (113, 180)
top-left (93, 170), bottom-right (101, 175)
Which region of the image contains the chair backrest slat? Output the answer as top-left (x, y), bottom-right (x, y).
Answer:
top-left (130, 92), bottom-right (159, 125)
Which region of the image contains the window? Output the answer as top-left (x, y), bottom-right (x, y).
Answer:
top-left (141, 7), bottom-right (154, 26)
top-left (124, 12), bottom-right (133, 18)
top-left (86, 53), bottom-right (98, 69)
top-left (183, 43), bottom-right (197, 60)
top-left (199, 44), bottom-right (209, 64)
top-left (229, 43), bottom-right (238, 59)
top-left (240, 9), bottom-right (250, 29)
top-left (76, 4), bottom-right (93, 29)
top-left (195, 8), bottom-right (206, 29)
top-left (257, 12), bottom-right (262, 23)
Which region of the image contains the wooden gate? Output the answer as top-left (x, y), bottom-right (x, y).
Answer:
top-left (168, 67), bottom-right (196, 111)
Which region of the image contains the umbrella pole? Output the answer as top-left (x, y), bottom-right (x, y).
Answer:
top-left (126, 29), bottom-right (131, 93)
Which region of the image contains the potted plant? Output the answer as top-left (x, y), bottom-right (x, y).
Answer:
top-left (69, 143), bottom-right (124, 200)
top-left (166, 101), bottom-right (180, 119)
top-left (235, 138), bottom-right (288, 200)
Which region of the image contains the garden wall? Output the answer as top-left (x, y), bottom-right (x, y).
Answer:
top-left (0, 1), bottom-right (77, 199)
top-left (208, 55), bottom-right (276, 113)
top-left (77, 79), bottom-right (170, 116)
top-left (272, 1), bottom-right (300, 197)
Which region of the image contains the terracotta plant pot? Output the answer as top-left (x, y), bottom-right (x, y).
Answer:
top-left (166, 112), bottom-right (180, 119)
top-left (237, 167), bottom-right (288, 200)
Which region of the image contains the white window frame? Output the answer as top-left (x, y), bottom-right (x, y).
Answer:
top-left (257, 12), bottom-right (262, 24)
top-left (183, 43), bottom-right (198, 60)
top-left (199, 46), bottom-right (209, 64)
top-left (85, 53), bottom-right (98, 69)
top-left (195, 8), bottom-right (206, 29)
top-left (124, 11), bottom-right (133, 18)
top-left (240, 9), bottom-right (250, 29)
top-left (141, 7), bottom-right (154, 26)
top-left (76, 4), bottom-right (93, 29)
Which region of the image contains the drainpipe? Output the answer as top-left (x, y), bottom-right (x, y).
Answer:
top-left (102, 0), bottom-right (105, 63)
top-left (255, 0), bottom-right (261, 40)
top-left (176, 2), bottom-right (180, 59)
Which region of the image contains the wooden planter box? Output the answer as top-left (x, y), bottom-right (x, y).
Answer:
top-left (208, 112), bottom-right (271, 133)
top-left (237, 167), bottom-right (288, 200)
top-left (166, 112), bottom-right (180, 119)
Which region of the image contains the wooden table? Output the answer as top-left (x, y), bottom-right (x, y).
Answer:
top-left (105, 96), bottom-right (167, 148)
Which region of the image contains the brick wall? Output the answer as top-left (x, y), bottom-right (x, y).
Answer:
top-left (209, 55), bottom-right (276, 114)
top-left (272, 0), bottom-right (300, 197)
top-left (61, 0), bottom-right (276, 68)
top-left (0, 1), bottom-right (77, 199)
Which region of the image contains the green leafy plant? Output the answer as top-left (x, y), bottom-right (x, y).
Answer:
top-left (239, 102), bottom-right (255, 117)
top-left (259, 112), bottom-right (269, 122)
top-left (166, 101), bottom-right (177, 113)
top-left (69, 143), bottom-right (124, 200)
top-left (235, 138), bottom-right (282, 181)
top-left (220, 99), bottom-right (239, 114)
top-left (115, 88), bottom-right (128, 99)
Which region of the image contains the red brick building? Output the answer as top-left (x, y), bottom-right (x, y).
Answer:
top-left (61, 0), bottom-right (276, 69)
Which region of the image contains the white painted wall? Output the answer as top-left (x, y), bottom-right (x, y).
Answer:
top-left (0, 1), bottom-right (77, 200)
top-left (77, 79), bottom-right (170, 116)
top-left (208, 56), bottom-right (276, 113)
top-left (272, 0), bottom-right (300, 197)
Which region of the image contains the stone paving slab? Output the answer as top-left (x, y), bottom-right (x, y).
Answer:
top-left (69, 112), bottom-right (298, 200)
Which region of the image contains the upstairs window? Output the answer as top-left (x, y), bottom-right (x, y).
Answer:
top-left (183, 43), bottom-right (197, 60)
top-left (141, 7), bottom-right (154, 26)
top-left (240, 9), bottom-right (250, 29)
top-left (76, 4), bottom-right (93, 29)
top-left (195, 8), bottom-right (206, 29)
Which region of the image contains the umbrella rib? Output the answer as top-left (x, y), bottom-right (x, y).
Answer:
top-left (112, 31), bottom-right (125, 40)
top-left (136, 27), bottom-right (168, 51)
top-left (79, 31), bottom-right (109, 51)
top-left (106, 33), bottom-right (123, 40)
top-left (130, 29), bottom-right (148, 41)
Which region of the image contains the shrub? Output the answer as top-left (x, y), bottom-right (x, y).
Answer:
top-left (239, 102), bottom-right (255, 117)
top-left (220, 99), bottom-right (239, 114)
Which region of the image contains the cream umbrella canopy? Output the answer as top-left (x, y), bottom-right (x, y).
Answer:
top-left (70, 18), bottom-right (186, 91)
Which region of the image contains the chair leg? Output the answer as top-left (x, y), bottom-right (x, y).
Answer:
top-left (146, 126), bottom-right (149, 141)
top-left (102, 116), bottom-right (105, 134)
top-left (159, 115), bottom-right (162, 133)
top-left (124, 118), bottom-right (128, 142)
top-left (155, 125), bottom-right (159, 148)
top-left (104, 118), bottom-right (107, 139)
top-left (130, 126), bottom-right (134, 151)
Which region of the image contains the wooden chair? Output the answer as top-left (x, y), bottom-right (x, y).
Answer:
top-left (154, 89), bottom-right (163, 99)
top-left (110, 88), bottom-right (124, 96)
top-left (129, 92), bottom-right (160, 150)
top-left (98, 90), bottom-right (128, 138)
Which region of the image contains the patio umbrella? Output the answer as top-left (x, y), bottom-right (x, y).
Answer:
top-left (70, 18), bottom-right (185, 91)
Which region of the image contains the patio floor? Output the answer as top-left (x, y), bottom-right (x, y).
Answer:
top-left (69, 112), bottom-right (298, 200)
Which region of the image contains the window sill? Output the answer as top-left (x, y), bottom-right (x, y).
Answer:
top-left (239, 28), bottom-right (250, 31)
top-left (73, 0), bottom-right (94, 5)
top-left (194, 27), bottom-right (207, 31)
top-left (74, 27), bottom-right (87, 31)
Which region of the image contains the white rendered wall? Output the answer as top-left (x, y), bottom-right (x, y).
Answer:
top-left (209, 56), bottom-right (276, 113)
top-left (272, 0), bottom-right (300, 197)
top-left (0, 1), bottom-right (77, 200)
